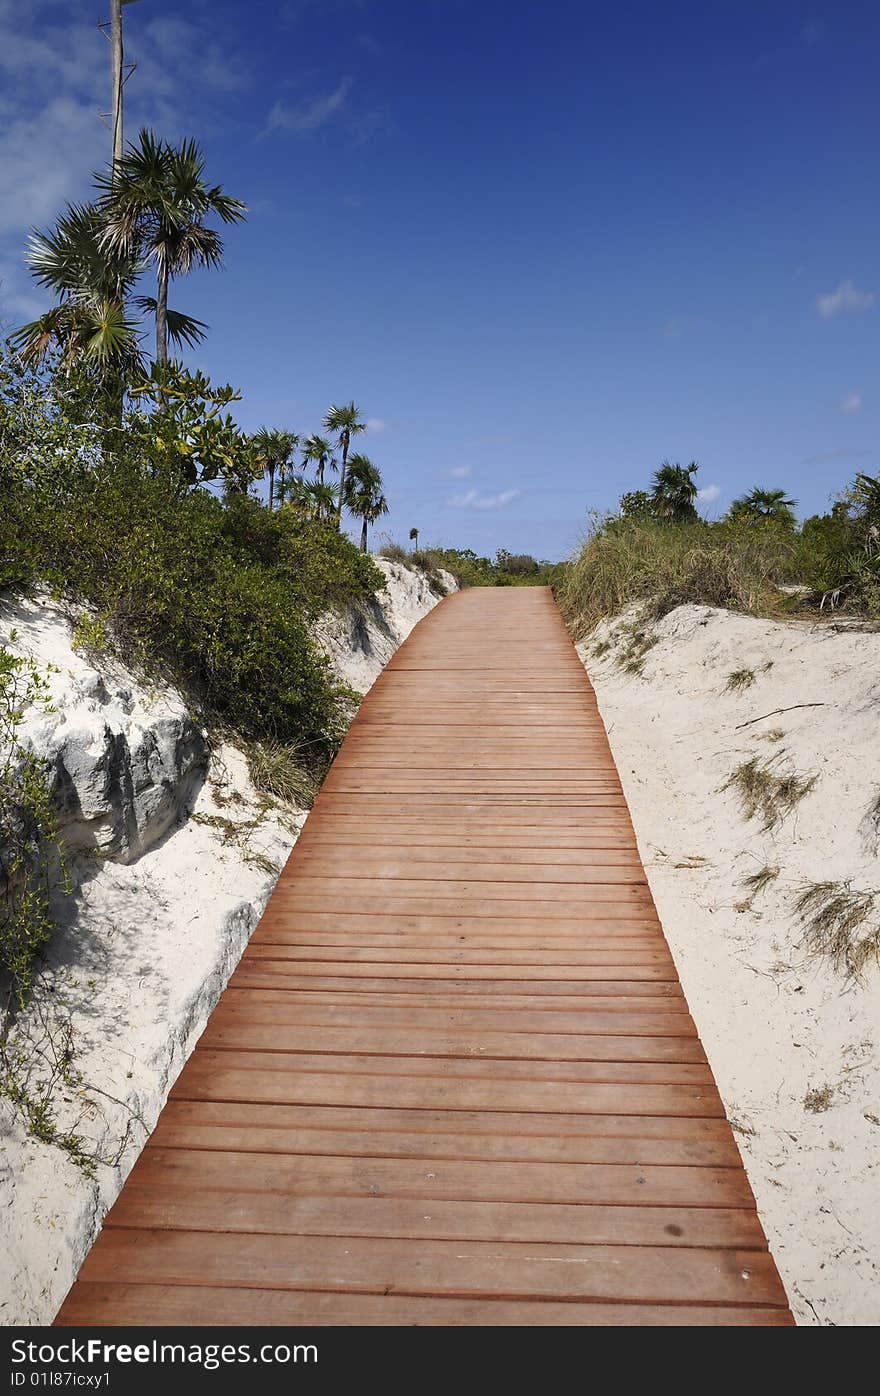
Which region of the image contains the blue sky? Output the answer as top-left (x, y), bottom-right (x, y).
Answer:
top-left (1, 1), bottom-right (877, 559)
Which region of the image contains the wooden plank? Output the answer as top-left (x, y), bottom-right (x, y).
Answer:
top-left (56, 1284), bottom-right (794, 1326)
top-left (199, 1022), bottom-right (704, 1063)
top-left (153, 1099), bottom-right (736, 1143)
top-left (75, 1231), bottom-right (789, 1308)
top-left (104, 1190), bottom-right (766, 1249)
top-left (210, 999), bottom-right (696, 1033)
top-left (122, 1147), bottom-right (754, 1208)
top-left (170, 1065), bottom-right (724, 1116)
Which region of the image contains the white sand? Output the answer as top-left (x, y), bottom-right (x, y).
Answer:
top-left (578, 604), bottom-right (880, 1326)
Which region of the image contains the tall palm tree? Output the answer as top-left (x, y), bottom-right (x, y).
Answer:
top-left (301, 434), bottom-right (336, 488)
top-left (251, 428), bottom-right (298, 511)
top-left (324, 401), bottom-right (365, 526)
top-left (728, 487), bottom-right (796, 526)
top-left (10, 201), bottom-right (143, 391)
top-left (95, 129), bottom-right (246, 364)
top-left (650, 460), bottom-right (699, 523)
top-left (409, 526), bottom-right (420, 549)
top-left (344, 453), bottom-right (388, 551)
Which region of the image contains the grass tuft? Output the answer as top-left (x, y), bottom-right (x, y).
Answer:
top-left (803, 1084), bottom-right (836, 1113)
top-left (741, 864), bottom-right (780, 900)
top-left (722, 755), bottom-right (817, 830)
top-left (240, 737), bottom-right (321, 809)
top-left (726, 667), bottom-right (756, 692)
top-left (794, 881), bottom-right (880, 979)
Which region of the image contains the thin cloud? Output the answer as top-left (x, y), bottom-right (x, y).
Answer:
top-left (448, 465), bottom-right (472, 480)
top-left (801, 448), bottom-right (873, 465)
top-left (801, 18), bottom-right (824, 46)
top-left (449, 487), bottom-right (520, 511)
top-left (697, 484), bottom-right (721, 504)
top-left (268, 79), bottom-right (351, 135)
top-left (365, 417), bottom-right (385, 432)
top-left (816, 279), bottom-right (875, 319)
top-left (841, 391), bottom-right (863, 414)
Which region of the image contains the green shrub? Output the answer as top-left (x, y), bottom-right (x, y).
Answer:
top-left (0, 360), bottom-right (383, 756)
top-left (0, 646), bottom-right (67, 1008)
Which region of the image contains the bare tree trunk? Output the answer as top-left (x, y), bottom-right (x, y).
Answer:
top-left (109, 0), bottom-right (124, 173)
top-left (336, 435), bottom-right (348, 527)
top-left (360, 518), bottom-right (368, 551)
top-left (268, 462), bottom-right (275, 511)
top-left (155, 262), bottom-right (169, 363)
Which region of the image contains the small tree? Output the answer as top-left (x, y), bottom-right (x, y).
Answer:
top-left (728, 487), bottom-right (796, 528)
top-left (650, 461), bottom-right (699, 523)
top-left (409, 526), bottom-right (419, 550)
top-left (618, 489), bottom-right (652, 520)
top-left (251, 428), bottom-right (298, 511)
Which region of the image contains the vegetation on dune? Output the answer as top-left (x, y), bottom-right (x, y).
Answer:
top-left (558, 514), bottom-right (796, 639)
top-left (380, 542), bottom-right (561, 590)
top-left (559, 459), bottom-right (880, 638)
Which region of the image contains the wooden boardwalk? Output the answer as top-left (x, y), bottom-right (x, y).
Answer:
top-left (56, 587), bottom-right (792, 1326)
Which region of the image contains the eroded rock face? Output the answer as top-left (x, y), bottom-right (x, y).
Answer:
top-left (48, 711), bottom-right (207, 863)
top-left (1, 596), bottom-right (209, 865)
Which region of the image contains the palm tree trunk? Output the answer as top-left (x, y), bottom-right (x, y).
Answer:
top-left (109, 0), bottom-right (124, 173)
top-left (155, 262), bottom-right (169, 364)
top-left (268, 462), bottom-right (275, 511)
top-left (337, 437), bottom-right (348, 527)
top-left (360, 518), bottom-right (368, 551)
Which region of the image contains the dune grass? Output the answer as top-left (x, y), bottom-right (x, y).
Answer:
top-left (557, 517), bottom-right (797, 640)
top-left (794, 881), bottom-right (880, 979)
top-left (722, 754), bottom-right (817, 830)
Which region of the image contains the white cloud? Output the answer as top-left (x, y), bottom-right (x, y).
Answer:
top-left (841, 391), bottom-right (863, 414)
top-left (268, 79), bottom-right (351, 134)
top-left (449, 488), bottom-right (520, 511)
top-left (448, 465), bottom-right (471, 479)
top-left (365, 416), bottom-right (385, 432)
top-left (697, 484), bottom-right (721, 504)
top-left (0, 96), bottom-right (104, 235)
top-left (816, 279), bottom-right (875, 319)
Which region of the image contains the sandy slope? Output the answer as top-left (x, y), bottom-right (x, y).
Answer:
top-left (578, 604), bottom-right (880, 1326)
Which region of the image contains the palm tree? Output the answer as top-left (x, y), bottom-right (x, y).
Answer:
top-left (304, 479), bottom-right (339, 524)
top-left (409, 526), bottom-right (420, 549)
top-left (10, 201), bottom-right (143, 392)
top-left (251, 428), bottom-right (298, 511)
top-left (95, 129), bottom-right (246, 364)
top-left (345, 453), bottom-right (388, 551)
top-left (650, 460), bottom-right (699, 523)
top-left (728, 487), bottom-right (797, 527)
top-left (324, 401), bottom-right (365, 526)
top-left (301, 434), bottom-right (336, 488)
